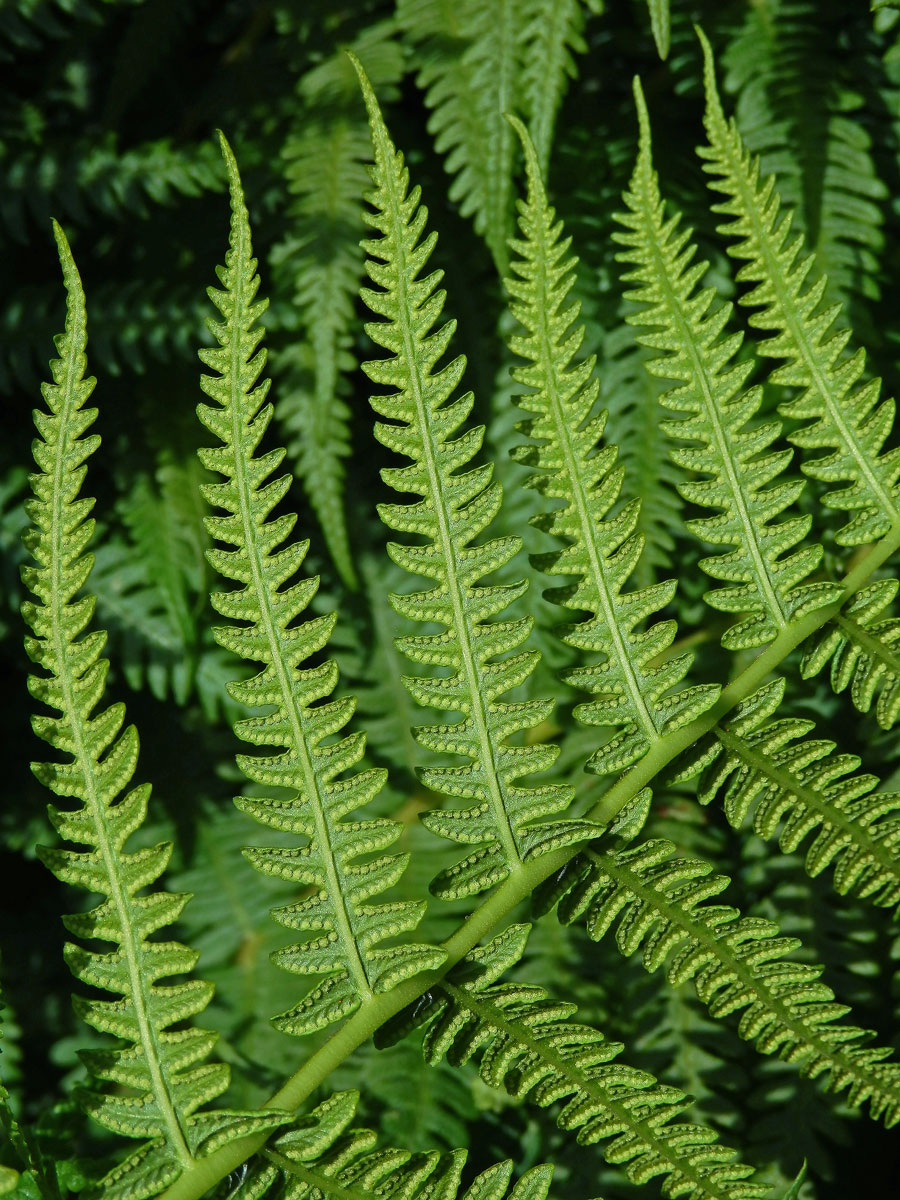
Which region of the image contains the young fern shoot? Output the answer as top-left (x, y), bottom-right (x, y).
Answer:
top-left (352, 60), bottom-right (596, 901)
top-left (22, 224), bottom-right (286, 1200)
top-left (197, 134), bottom-right (444, 1038)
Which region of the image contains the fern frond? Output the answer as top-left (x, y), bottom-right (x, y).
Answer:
top-left (520, 0), bottom-right (589, 176)
top-left (197, 134), bottom-right (444, 1038)
top-left (613, 78), bottom-right (842, 652)
top-left (504, 116), bottom-right (718, 777)
top-left (354, 64), bottom-right (593, 902)
top-left (229, 1090), bottom-right (553, 1200)
top-left (273, 17), bottom-right (405, 590)
top-left (799, 577), bottom-right (900, 730)
top-left (396, 0), bottom-right (529, 274)
top-left (380, 924), bottom-right (766, 1200)
top-left (539, 838), bottom-right (900, 1125)
top-left (645, 0), bottom-right (671, 60)
top-left (676, 678), bottom-right (900, 908)
top-left (697, 29), bottom-right (900, 548)
top-left (275, 117), bottom-right (364, 589)
top-left (722, 0), bottom-right (887, 314)
top-left (21, 222), bottom-right (286, 1199)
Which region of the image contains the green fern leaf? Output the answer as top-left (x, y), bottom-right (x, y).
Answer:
top-left (275, 116), bottom-right (365, 590)
top-left (197, 133), bottom-right (444, 1038)
top-left (697, 28), bottom-right (900, 548)
top-left (21, 221), bottom-right (287, 1199)
top-left (354, 63), bottom-right (595, 902)
top-left (504, 115), bottom-right (719, 777)
top-left (539, 838), bottom-right (900, 1125)
top-left (645, 0), bottom-right (671, 59)
top-left (613, 78), bottom-right (842, 652)
top-left (229, 1089), bottom-right (554, 1200)
top-left (722, 0), bottom-right (887, 315)
top-left (676, 677), bottom-right (900, 907)
top-left (799, 577), bottom-right (900, 730)
top-left (520, 0), bottom-right (589, 175)
top-left (273, 16), bottom-right (405, 590)
top-left (397, 0), bottom-right (529, 274)
top-left (380, 924), bottom-right (766, 1200)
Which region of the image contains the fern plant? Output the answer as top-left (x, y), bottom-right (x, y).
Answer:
top-left (6, 7), bottom-right (900, 1200)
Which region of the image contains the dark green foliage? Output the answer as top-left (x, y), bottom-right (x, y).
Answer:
top-left (5, 6), bottom-right (900, 1200)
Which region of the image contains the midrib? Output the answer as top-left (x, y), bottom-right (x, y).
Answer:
top-left (529, 199), bottom-right (660, 743)
top-left (638, 161), bottom-right (788, 628)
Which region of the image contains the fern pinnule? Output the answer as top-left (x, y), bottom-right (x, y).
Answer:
top-left (677, 678), bottom-right (900, 907)
top-left (197, 133), bottom-right (444, 1038)
top-left (504, 115), bottom-right (719, 778)
top-left (229, 1089), bottom-right (553, 1200)
top-left (613, 78), bottom-right (842, 653)
top-left (380, 924), bottom-right (766, 1200)
top-left (353, 61), bottom-right (596, 903)
top-left (697, 28), bottom-right (900, 549)
top-left (539, 838), bottom-right (900, 1126)
top-left (22, 222), bottom-right (286, 1200)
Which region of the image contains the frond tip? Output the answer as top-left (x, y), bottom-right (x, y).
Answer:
top-left (197, 132), bottom-right (444, 1038)
top-left (22, 222), bottom-right (286, 1199)
top-left (352, 58), bottom-right (595, 901)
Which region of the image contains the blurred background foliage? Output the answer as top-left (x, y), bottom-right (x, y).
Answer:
top-left (2, 1), bottom-right (900, 1197)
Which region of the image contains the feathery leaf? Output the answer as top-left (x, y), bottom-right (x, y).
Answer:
top-left (504, 115), bottom-right (719, 777)
top-left (197, 133), bottom-right (444, 1038)
top-left (614, 77), bottom-right (841, 652)
top-left (22, 221), bottom-right (286, 1200)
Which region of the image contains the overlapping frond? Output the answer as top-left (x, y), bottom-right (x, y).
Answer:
top-left (197, 134), bottom-right (443, 1037)
top-left (229, 1090), bottom-right (553, 1200)
top-left (614, 79), bottom-right (841, 652)
top-left (538, 838), bottom-right (900, 1125)
top-left (21, 222), bottom-right (286, 1200)
top-left (676, 678), bottom-right (900, 907)
top-left (380, 924), bottom-right (765, 1200)
top-left (504, 117), bottom-right (718, 776)
top-left (355, 64), bottom-right (595, 902)
top-left (697, 29), bottom-right (900, 548)
top-left (274, 115), bottom-right (365, 590)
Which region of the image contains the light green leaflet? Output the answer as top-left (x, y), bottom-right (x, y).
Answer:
top-left (196, 134), bottom-right (444, 1038)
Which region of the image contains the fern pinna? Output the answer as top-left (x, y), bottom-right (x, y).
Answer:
top-left (196, 134), bottom-right (443, 1038)
top-left (21, 224), bottom-right (287, 1199)
top-left (353, 60), bottom-right (597, 901)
